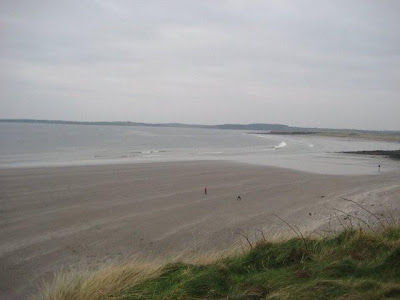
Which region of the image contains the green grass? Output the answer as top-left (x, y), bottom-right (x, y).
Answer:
top-left (40, 227), bottom-right (400, 300)
top-left (114, 227), bottom-right (400, 300)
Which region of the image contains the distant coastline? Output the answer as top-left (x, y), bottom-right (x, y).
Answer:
top-left (2, 118), bottom-right (400, 143)
top-left (1, 118), bottom-right (400, 134)
top-left (251, 131), bottom-right (400, 143)
top-left (0, 118), bottom-right (292, 131)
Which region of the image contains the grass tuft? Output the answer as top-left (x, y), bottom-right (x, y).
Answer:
top-left (38, 226), bottom-right (400, 300)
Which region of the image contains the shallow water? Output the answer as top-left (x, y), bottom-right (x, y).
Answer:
top-left (0, 122), bottom-right (399, 174)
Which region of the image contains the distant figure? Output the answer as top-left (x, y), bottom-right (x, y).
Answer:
top-left (378, 164), bottom-right (381, 172)
top-left (204, 187), bottom-right (208, 195)
top-left (237, 195), bottom-right (241, 201)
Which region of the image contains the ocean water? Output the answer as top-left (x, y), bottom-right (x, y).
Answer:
top-left (0, 123), bottom-right (399, 174)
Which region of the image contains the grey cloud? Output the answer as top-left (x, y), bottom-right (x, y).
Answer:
top-left (1, 0), bottom-right (399, 130)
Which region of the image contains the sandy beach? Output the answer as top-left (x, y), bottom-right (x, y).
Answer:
top-left (1, 161), bottom-right (400, 299)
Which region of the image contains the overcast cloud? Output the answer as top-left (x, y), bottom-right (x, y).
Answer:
top-left (1, 0), bottom-right (399, 130)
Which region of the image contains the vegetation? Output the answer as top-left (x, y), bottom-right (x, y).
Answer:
top-left (39, 226), bottom-right (400, 300)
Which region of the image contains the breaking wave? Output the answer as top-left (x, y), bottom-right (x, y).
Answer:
top-left (274, 142), bottom-right (287, 149)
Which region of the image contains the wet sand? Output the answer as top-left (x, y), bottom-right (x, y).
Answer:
top-left (1, 161), bottom-right (399, 299)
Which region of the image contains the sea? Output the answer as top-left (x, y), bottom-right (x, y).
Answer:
top-left (1, 122), bottom-right (399, 175)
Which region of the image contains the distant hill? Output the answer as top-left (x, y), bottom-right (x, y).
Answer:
top-left (0, 119), bottom-right (399, 135)
top-left (0, 119), bottom-right (291, 131)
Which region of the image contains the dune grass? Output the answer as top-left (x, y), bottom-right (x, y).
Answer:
top-left (37, 259), bottom-right (163, 300)
top-left (38, 226), bottom-right (400, 300)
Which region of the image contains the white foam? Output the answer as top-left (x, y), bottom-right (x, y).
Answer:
top-left (142, 150), bottom-right (165, 154)
top-left (274, 141), bottom-right (287, 149)
top-left (255, 134), bottom-right (272, 139)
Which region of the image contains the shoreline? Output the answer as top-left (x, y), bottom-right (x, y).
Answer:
top-left (257, 131), bottom-right (400, 143)
top-left (2, 152), bottom-right (399, 176)
top-left (1, 161), bottom-right (400, 299)
top-left (341, 149), bottom-right (400, 160)
top-left (2, 122), bottom-right (400, 176)
top-left (0, 158), bottom-right (378, 175)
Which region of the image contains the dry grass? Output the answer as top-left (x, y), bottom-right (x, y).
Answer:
top-left (36, 226), bottom-right (400, 300)
top-left (35, 247), bottom-right (239, 300)
top-left (37, 259), bottom-right (162, 300)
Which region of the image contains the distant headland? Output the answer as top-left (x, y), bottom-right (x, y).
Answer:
top-left (1, 118), bottom-right (400, 142)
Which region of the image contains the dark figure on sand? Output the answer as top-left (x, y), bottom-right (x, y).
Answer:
top-left (237, 195), bottom-right (241, 200)
top-left (204, 187), bottom-right (207, 195)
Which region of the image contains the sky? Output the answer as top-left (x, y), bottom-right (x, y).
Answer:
top-left (1, 0), bottom-right (399, 130)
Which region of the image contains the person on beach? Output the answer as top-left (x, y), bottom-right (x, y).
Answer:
top-left (204, 187), bottom-right (207, 195)
top-left (378, 164), bottom-right (381, 172)
top-left (237, 195), bottom-right (241, 200)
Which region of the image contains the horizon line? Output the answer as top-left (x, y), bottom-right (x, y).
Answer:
top-left (1, 118), bottom-right (400, 133)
